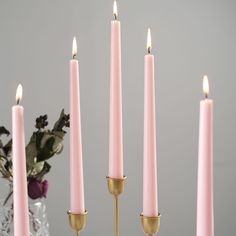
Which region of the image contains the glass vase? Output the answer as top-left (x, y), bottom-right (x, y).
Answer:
top-left (0, 183), bottom-right (50, 236)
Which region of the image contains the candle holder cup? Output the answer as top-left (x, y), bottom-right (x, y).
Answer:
top-left (67, 210), bottom-right (88, 236)
top-left (106, 176), bottom-right (127, 236)
top-left (140, 213), bottom-right (161, 236)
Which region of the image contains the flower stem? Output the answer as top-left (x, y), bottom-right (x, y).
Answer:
top-left (3, 190), bottom-right (13, 206)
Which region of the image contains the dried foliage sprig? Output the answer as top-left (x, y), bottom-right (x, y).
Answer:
top-left (0, 109), bottom-right (69, 199)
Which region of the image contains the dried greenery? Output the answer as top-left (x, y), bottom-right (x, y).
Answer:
top-left (0, 109), bottom-right (69, 183)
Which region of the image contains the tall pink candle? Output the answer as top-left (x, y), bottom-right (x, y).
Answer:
top-left (109, 0), bottom-right (123, 179)
top-left (197, 75), bottom-right (214, 236)
top-left (12, 84), bottom-right (30, 236)
top-left (143, 29), bottom-right (158, 217)
top-left (70, 37), bottom-right (85, 214)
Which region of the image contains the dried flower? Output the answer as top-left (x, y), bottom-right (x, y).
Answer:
top-left (35, 115), bottom-right (48, 130)
top-left (28, 179), bottom-right (49, 200)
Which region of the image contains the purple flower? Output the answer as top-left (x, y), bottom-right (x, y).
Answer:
top-left (42, 180), bottom-right (49, 197)
top-left (28, 179), bottom-right (49, 200)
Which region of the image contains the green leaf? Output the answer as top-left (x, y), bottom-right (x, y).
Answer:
top-left (0, 147), bottom-right (6, 159)
top-left (0, 127), bottom-right (10, 136)
top-left (52, 109), bottom-right (69, 132)
top-left (51, 133), bottom-right (64, 152)
top-left (0, 158), bottom-right (12, 179)
top-left (35, 132), bottom-right (45, 150)
top-left (32, 162), bottom-right (51, 181)
top-left (26, 133), bottom-right (38, 168)
top-left (3, 139), bottom-right (12, 157)
top-left (28, 161), bottom-right (45, 177)
top-left (53, 109), bottom-right (65, 131)
top-left (37, 136), bottom-right (55, 162)
top-left (52, 131), bottom-right (65, 139)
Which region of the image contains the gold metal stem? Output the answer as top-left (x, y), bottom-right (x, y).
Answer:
top-left (106, 176), bottom-right (126, 236)
top-left (115, 195), bottom-right (119, 236)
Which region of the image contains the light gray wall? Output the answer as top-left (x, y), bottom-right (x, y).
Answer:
top-left (1, 0), bottom-right (236, 235)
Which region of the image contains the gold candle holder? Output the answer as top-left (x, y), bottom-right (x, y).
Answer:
top-left (68, 211), bottom-right (88, 236)
top-left (106, 176), bottom-right (127, 236)
top-left (140, 213), bottom-right (161, 236)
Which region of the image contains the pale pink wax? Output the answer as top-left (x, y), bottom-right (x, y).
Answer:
top-left (12, 105), bottom-right (30, 236)
top-left (143, 54), bottom-right (158, 217)
top-left (70, 59), bottom-right (85, 214)
top-left (197, 99), bottom-right (214, 236)
top-left (109, 19), bottom-right (123, 179)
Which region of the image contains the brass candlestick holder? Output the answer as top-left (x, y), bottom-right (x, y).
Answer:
top-left (106, 176), bottom-right (127, 236)
top-left (68, 211), bottom-right (88, 236)
top-left (140, 213), bottom-right (161, 236)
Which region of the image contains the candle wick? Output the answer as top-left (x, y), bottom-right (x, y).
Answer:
top-left (205, 93), bottom-right (208, 99)
top-left (16, 99), bottom-right (20, 105)
top-left (114, 13), bottom-right (117, 20)
top-left (148, 47), bottom-right (151, 54)
top-left (73, 54), bottom-right (76, 59)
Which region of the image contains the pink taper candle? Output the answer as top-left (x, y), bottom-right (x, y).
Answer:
top-left (12, 84), bottom-right (30, 236)
top-left (143, 29), bottom-right (158, 217)
top-left (70, 37), bottom-right (85, 214)
top-left (197, 75), bottom-right (214, 236)
top-left (109, 0), bottom-right (123, 179)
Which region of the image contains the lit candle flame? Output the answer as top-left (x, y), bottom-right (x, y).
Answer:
top-left (72, 37), bottom-right (77, 58)
top-left (16, 84), bottom-right (23, 104)
top-left (203, 75), bottom-right (209, 98)
top-left (113, 0), bottom-right (118, 20)
top-left (147, 28), bottom-right (152, 53)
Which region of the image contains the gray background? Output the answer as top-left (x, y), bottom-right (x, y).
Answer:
top-left (0, 0), bottom-right (236, 235)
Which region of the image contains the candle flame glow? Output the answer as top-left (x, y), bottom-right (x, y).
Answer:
top-left (147, 28), bottom-right (152, 53)
top-left (16, 84), bottom-right (23, 104)
top-left (72, 37), bottom-right (77, 58)
top-left (113, 1), bottom-right (118, 20)
top-left (203, 75), bottom-right (209, 98)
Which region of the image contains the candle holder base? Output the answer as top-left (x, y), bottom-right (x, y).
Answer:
top-left (140, 213), bottom-right (161, 236)
top-left (106, 176), bottom-right (127, 236)
top-left (68, 211), bottom-right (88, 236)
